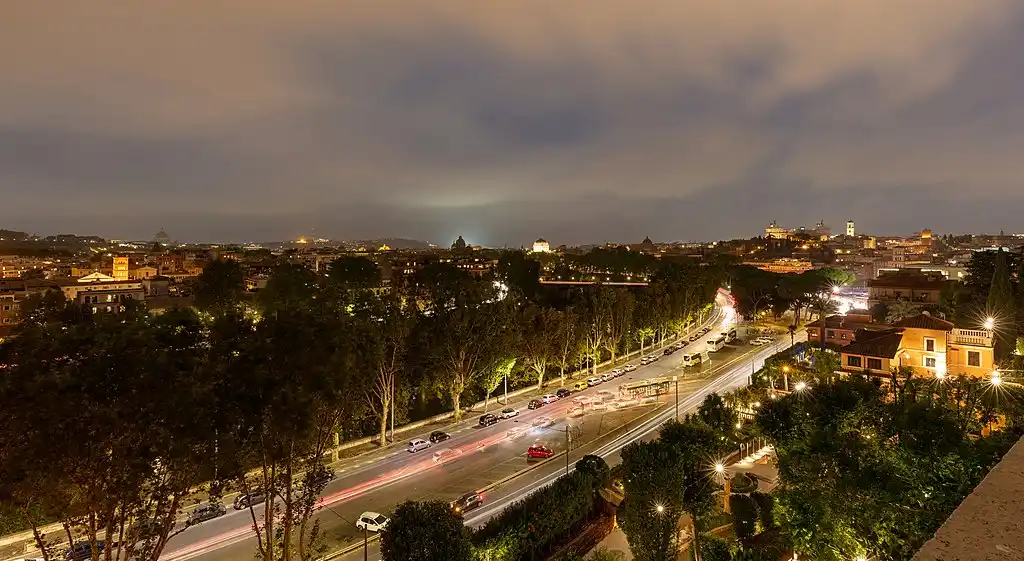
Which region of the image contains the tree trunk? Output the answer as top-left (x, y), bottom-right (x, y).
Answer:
top-left (452, 392), bottom-right (462, 421)
top-left (378, 410), bottom-right (388, 447)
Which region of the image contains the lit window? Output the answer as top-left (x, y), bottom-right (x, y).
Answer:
top-left (847, 356), bottom-right (862, 367)
top-left (924, 357), bottom-right (937, 368)
top-left (924, 338), bottom-right (935, 352)
top-left (867, 358), bottom-right (882, 370)
top-left (968, 351), bottom-right (981, 367)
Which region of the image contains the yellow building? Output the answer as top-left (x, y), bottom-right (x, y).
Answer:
top-left (840, 313), bottom-right (995, 379)
top-left (113, 256), bottom-right (130, 281)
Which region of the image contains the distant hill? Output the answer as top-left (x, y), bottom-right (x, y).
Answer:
top-left (357, 238), bottom-right (433, 250)
top-left (0, 229), bottom-right (29, 241)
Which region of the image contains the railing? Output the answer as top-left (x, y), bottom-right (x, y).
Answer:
top-left (951, 328), bottom-right (994, 347)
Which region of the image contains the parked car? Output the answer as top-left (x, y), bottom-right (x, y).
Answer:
top-left (355, 511), bottom-right (390, 533)
top-left (500, 407), bottom-right (520, 419)
top-left (600, 372), bottom-right (615, 382)
top-left (647, 354), bottom-right (660, 362)
top-left (65, 542), bottom-right (105, 561)
top-left (663, 348), bottom-right (675, 355)
top-left (479, 413), bottom-right (498, 426)
top-left (128, 518), bottom-right (162, 540)
top-left (556, 388), bottom-right (571, 399)
top-left (527, 444), bottom-right (554, 459)
top-left (407, 438), bottom-right (431, 453)
top-left (624, 364), bottom-right (637, 372)
top-left (639, 356), bottom-right (651, 365)
top-left (186, 503), bottom-right (226, 526)
top-left (750, 338), bottom-right (766, 346)
top-left (233, 491), bottom-right (266, 510)
top-left (307, 468), bottom-right (335, 489)
top-left (528, 399), bottom-right (544, 409)
top-left (541, 393), bottom-right (557, 404)
top-left (586, 376), bottom-right (602, 387)
top-left (573, 381), bottom-right (588, 391)
top-left (429, 430), bottom-right (451, 443)
top-left (611, 368), bottom-right (623, 376)
top-left (451, 491), bottom-right (484, 515)
top-left (689, 334), bottom-right (700, 342)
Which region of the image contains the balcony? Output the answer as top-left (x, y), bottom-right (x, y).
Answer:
top-left (950, 328), bottom-right (994, 347)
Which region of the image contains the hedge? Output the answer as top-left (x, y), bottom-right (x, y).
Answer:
top-left (750, 491), bottom-right (775, 529)
top-left (730, 494), bottom-right (759, 540)
top-left (472, 470), bottom-right (599, 560)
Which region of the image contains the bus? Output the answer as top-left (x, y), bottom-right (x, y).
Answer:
top-left (618, 378), bottom-right (672, 400)
top-left (722, 328), bottom-right (737, 343)
top-left (706, 335), bottom-right (726, 352)
top-left (682, 350), bottom-right (709, 367)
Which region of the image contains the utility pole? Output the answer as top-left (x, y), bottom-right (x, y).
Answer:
top-left (565, 425), bottom-right (571, 475)
top-left (675, 379), bottom-right (679, 420)
top-left (364, 527), bottom-right (368, 561)
top-left (390, 381), bottom-right (395, 443)
top-left (504, 372), bottom-right (508, 405)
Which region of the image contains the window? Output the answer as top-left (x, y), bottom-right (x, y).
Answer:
top-left (924, 338), bottom-right (935, 352)
top-left (809, 329), bottom-right (818, 338)
top-left (867, 358), bottom-right (882, 370)
top-left (827, 330), bottom-right (835, 339)
top-left (924, 357), bottom-right (937, 368)
top-left (968, 351), bottom-right (981, 367)
top-left (847, 356), bottom-right (862, 368)
top-left (1, 305), bottom-right (9, 311)
top-left (841, 332), bottom-right (848, 340)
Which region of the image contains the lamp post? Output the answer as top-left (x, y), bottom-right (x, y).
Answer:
top-left (782, 365), bottom-right (790, 392)
top-left (984, 317), bottom-right (995, 331)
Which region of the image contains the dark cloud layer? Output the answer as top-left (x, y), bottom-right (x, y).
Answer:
top-left (3, 1), bottom-right (1024, 244)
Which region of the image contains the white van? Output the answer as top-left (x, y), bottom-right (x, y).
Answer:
top-left (682, 351), bottom-right (709, 367)
top-left (722, 329), bottom-right (738, 343)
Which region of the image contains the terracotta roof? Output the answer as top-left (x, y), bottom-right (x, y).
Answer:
top-left (868, 274), bottom-right (948, 290)
top-left (892, 313), bottom-right (954, 331)
top-left (806, 314), bottom-right (878, 331)
top-left (841, 331), bottom-right (904, 360)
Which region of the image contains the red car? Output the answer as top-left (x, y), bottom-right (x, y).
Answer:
top-left (527, 444), bottom-right (554, 459)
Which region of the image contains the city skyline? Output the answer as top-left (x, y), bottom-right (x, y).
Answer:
top-left (5, 2), bottom-right (1024, 244)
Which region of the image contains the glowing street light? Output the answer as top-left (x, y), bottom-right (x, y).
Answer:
top-left (984, 317), bottom-right (995, 330)
top-left (991, 371), bottom-right (1002, 386)
top-left (935, 371), bottom-right (946, 381)
top-left (794, 381), bottom-right (807, 392)
top-left (655, 504), bottom-right (665, 514)
top-left (714, 463), bottom-right (725, 474)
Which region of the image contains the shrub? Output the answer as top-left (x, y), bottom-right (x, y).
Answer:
top-left (750, 492), bottom-right (774, 529)
top-left (380, 500), bottom-right (472, 561)
top-left (730, 473), bottom-right (757, 494)
top-left (730, 494), bottom-right (759, 539)
top-left (699, 533), bottom-right (734, 561)
top-left (472, 471), bottom-right (597, 560)
top-left (575, 454), bottom-right (610, 489)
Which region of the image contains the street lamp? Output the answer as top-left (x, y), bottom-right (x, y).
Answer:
top-left (991, 371), bottom-right (1002, 386)
top-left (984, 317), bottom-right (995, 330)
top-left (794, 381), bottom-right (807, 392)
top-left (899, 352), bottom-right (910, 368)
top-left (655, 504), bottom-right (665, 514)
top-left (782, 365), bottom-right (790, 392)
top-left (714, 463), bottom-right (725, 474)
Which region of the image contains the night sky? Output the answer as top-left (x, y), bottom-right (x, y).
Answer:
top-left (3, 2), bottom-right (1024, 246)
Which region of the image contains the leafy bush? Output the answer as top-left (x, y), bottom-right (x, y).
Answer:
top-left (472, 471), bottom-right (597, 560)
top-left (381, 500), bottom-right (472, 561)
top-left (750, 492), bottom-right (774, 529)
top-left (576, 454), bottom-right (610, 489)
top-left (730, 494), bottom-right (759, 539)
top-left (730, 473), bottom-right (757, 494)
top-left (699, 533), bottom-right (734, 561)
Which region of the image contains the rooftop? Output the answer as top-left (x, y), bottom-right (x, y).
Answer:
top-left (892, 312), bottom-right (955, 331)
top-left (805, 314), bottom-right (879, 331)
top-left (841, 331), bottom-right (905, 360)
top-left (869, 271), bottom-right (949, 290)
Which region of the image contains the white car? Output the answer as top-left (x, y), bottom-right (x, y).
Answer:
top-left (532, 416), bottom-right (554, 428)
top-left (611, 368), bottom-right (623, 377)
top-left (750, 338), bottom-right (765, 346)
top-left (624, 364), bottom-right (637, 372)
top-left (500, 407), bottom-right (520, 419)
top-left (639, 357), bottom-right (651, 365)
top-left (647, 354), bottom-right (660, 362)
top-left (355, 511), bottom-right (390, 533)
top-left (600, 372), bottom-right (615, 382)
top-left (407, 438), bottom-right (430, 453)
top-left (586, 376), bottom-right (602, 387)
top-left (541, 393), bottom-right (557, 403)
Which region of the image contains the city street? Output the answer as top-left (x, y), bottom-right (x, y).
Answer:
top-left (160, 314), bottom-right (796, 561)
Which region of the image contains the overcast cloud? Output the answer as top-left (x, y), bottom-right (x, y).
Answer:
top-left (2, 1), bottom-right (1023, 245)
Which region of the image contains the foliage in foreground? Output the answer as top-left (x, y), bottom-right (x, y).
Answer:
top-left (380, 500), bottom-right (473, 561)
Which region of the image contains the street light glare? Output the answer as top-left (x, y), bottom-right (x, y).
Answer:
top-left (794, 381), bottom-right (807, 391)
top-left (655, 504), bottom-right (665, 514)
top-left (984, 317), bottom-right (995, 330)
top-left (715, 463), bottom-right (725, 473)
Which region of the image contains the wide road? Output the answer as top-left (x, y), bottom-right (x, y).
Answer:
top-left (330, 324), bottom-right (799, 561)
top-left (154, 304), bottom-right (799, 561)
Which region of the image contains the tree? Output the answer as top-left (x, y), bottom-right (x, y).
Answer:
top-left (697, 393), bottom-right (738, 435)
top-left (195, 258), bottom-right (244, 314)
top-left (496, 250), bottom-right (541, 298)
top-left (554, 307), bottom-right (583, 382)
top-left (575, 454), bottom-right (610, 489)
top-left (380, 500), bottom-right (472, 561)
top-left (429, 296), bottom-right (515, 421)
top-left (327, 256), bottom-right (381, 289)
top-left (619, 440), bottom-right (687, 561)
top-left (360, 293), bottom-right (413, 446)
top-left (731, 494), bottom-right (759, 539)
top-left (520, 305), bottom-right (562, 388)
top-left (986, 248), bottom-right (1016, 357)
top-left (699, 534), bottom-right (734, 561)
top-left (884, 299), bottom-right (918, 324)
top-left (258, 263), bottom-right (323, 316)
top-left (604, 288), bottom-right (635, 363)
top-left (658, 420), bottom-right (727, 560)
top-left (216, 309), bottom-right (350, 561)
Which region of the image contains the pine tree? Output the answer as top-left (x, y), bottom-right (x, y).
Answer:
top-left (986, 248), bottom-right (1016, 359)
